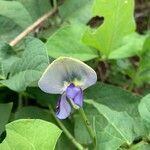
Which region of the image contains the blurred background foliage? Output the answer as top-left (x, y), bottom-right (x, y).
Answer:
top-left (0, 0), bottom-right (150, 149)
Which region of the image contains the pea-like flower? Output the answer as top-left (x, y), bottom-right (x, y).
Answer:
top-left (38, 57), bottom-right (97, 119)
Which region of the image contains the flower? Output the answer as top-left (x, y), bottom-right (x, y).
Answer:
top-left (38, 57), bottom-right (97, 119)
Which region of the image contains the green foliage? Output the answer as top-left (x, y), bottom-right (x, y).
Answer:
top-left (0, 0), bottom-right (32, 29)
top-left (0, 42), bottom-right (18, 79)
top-left (0, 119), bottom-right (62, 150)
top-left (117, 35), bottom-right (150, 87)
top-left (83, 0), bottom-right (135, 59)
top-left (59, 0), bottom-right (93, 24)
top-left (46, 24), bottom-right (98, 61)
top-left (15, 106), bottom-right (51, 121)
top-left (16, 0), bottom-right (52, 21)
top-left (86, 100), bottom-right (136, 145)
top-left (138, 94), bottom-right (150, 124)
top-left (0, 103), bottom-right (13, 135)
top-left (0, 0), bottom-right (52, 42)
top-left (0, 0), bottom-right (32, 42)
top-left (0, 0), bottom-right (149, 149)
top-left (109, 33), bottom-right (147, 59)
top-left (0, 37), bottom-right (49, 92)
top-left (134, 35), bottom-right (150, 86)
top-left (84, 82), bottom-right (140, 116)
top-left (75, 82), bottom-right (148, 149)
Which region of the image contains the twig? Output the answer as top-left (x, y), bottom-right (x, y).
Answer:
top-left (9, 7), bottom-right (57, 47)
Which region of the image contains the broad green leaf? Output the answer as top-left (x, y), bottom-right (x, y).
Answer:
top-left (138, 94), bottom-right (150, 124)
top-left (0, 119), bottom-right (62, 150)
top-left (96, 130), bottom-right (124, 150)
top-left (55, 134), bottom-right (73, 150)
top-left (75, 82), bottom-right (144, 149)
top-left (0, 37), bottom-right (49, 92)
top-left (0, 0), bottom-right (32, 29)
top-left (82, 0), bottom-right (135, 58)
top-left (46, 24), bottom-right (98, 61)
top-left (15, 106), bottom-right (74, 150)
top-left (59, 0), bottom-right (93, 24)
top-left (85, 82), bottom-right (140, 116)
top-left (109, 33), bottom-right (147, 59)
top-left (86, 100), bottom-right (135, 144)
top-left (0, 41), bottom-right (19, 79)
top-left (0, 103), bottom-right (13, 135)
top-left (15, 106), bottom-right (51, 121)
top-left (16, 0), bottom-right (52, 21)
top-left (0, 16), bottom-right (22, 42)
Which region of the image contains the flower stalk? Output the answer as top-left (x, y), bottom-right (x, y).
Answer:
top-left (49, 105), bottom-right (85, 150)
top-left (78, 108), bottom-right (96, 148)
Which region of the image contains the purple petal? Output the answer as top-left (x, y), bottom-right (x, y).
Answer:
top-left (66, 83), bottom-right (80, 99)
top-left (66, 83), bottom-right (83, 107)
top-left (56, 93), bottom-right (71, 119)
top-left (74, 89), bottom-right (83, 107)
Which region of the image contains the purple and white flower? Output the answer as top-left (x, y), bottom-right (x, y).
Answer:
top-left (38, 57), bottom-right (97, 119)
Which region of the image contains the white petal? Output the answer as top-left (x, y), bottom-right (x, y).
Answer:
top-left (38, 57), bottom-right (97, 94)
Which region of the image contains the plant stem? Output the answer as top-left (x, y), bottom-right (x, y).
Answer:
top-left (18, 93), bottom-right (23, 110)
top-left (48, 105), bottom-right (85, 150)
top-left (53, 0), bottom-right (57, 8)
top-left (78, 108), bottom-right (96, 147)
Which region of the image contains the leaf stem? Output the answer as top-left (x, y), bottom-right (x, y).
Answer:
top-left (53, 0), bottom-right (57, 8)
top-left (18, 93), bottom-right (23, 110)
top-left (48, 105), bottom-right (85, 150)
top-left (78, 108), bottom-right (96, 148)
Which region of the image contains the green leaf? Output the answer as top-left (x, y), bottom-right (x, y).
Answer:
top-left (74, 115), bottom-right (91, 144)
top-left (0, 119), bottom-right (62, 150)
top-left (86, 100), bottom-right (136, 145)
top-left (59, 0), bottom-right (93, 24)
top-left (85, 82), bottom-right (140, 116)
top-left (0, 16), bottom-right (22, 42)
top-left (15, 106), bottom-right (51, 121)
top-left (0, 103), bottom-right (13, 135)
top-left (75, 82), bottom-right (145, 149)
top-left (55, 134), bottom-right (74, 150)
top-left (138, 94), bottom-right (150, 124)
top-left (82, 0), bottom-right (135, 58)
top-left (46, 24), bottom-right (98, 61)
top-left (0, 0), bottom-right (32, 29)
top-left (16, 0), bottom-right (52, 21)
top-left (109, 33), bottom-right (147, 59)
top-left (0, 37), bottom-right (49, 92)
top-left (0, 42), bottom-right (19, 79)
